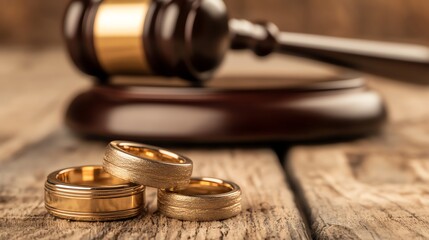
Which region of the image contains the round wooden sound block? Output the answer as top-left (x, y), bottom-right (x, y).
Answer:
top-left (65, 74), bottom-right (387, 143)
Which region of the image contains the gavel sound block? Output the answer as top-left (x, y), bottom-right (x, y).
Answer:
top-left (63, 0), bottom-right (429, 142)
top-left (66, 74), bottom-right (386, 143)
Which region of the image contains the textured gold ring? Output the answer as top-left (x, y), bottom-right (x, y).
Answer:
top-left (44, 165), bottom-right (145, 221)
top-left (158, 177), bottom-right (242, 221)
top-left (103, 141), bottom-right (193, 189)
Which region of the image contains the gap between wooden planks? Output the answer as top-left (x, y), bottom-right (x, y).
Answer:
top-left (287, 78), bottom-right (429, 239)
top-left (0, 49), bottom-right (312, 239)
top-left (0, 48), bottom-right (335, 239)
top-left (0, 130), bottom-right (309, 239)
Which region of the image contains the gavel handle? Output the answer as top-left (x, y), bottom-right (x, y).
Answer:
top-left (230, 19), bottom-right (429, 84)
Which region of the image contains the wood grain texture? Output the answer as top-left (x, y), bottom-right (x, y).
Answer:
top-left (0, 49), bottom-right (309, 239)
top-left (3, 47), bottom-right (429, 239)
top-left (0, 131), bottom-right (309, 239)
top-left (287, 77), bottom-right (429, 239)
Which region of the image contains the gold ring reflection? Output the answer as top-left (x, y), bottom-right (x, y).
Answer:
top-left (158, 177), bottom-right (242, 221)
top-left (44, 165), bottom-right (145, 221)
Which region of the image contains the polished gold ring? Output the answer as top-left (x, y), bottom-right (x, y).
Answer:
top-left (158, 177), bottom-right (242, 221)
top-left (103, 141), bottom-right (193, 189)
top-left (45, 165), bottom-right (145, 221)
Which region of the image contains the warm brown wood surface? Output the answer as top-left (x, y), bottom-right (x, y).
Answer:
top-left (0, 49), bottom-right (309, 239)
top-left (2, 48), bottom-right (429, 239)
top-left (288, 78), bottom-right (429, 239)
top-left (0, 132), bottom-right (308, 239)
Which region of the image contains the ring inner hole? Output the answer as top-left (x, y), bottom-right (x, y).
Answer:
top-left (173, 180), bottom-right (233, 196)
top-left (56, 166), bottom-right (129, 186)
top-left (119, 144), bottom-right (185, 164)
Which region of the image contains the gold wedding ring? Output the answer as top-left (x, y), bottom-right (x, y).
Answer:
top-left (45, 165), bottom-right (145, 221)
top-left (103, 141), bottom-right (193, 189)
top-left (45, 142), bottom-right (241, 222)
top-left (158, 177), bottom-right (242, 221)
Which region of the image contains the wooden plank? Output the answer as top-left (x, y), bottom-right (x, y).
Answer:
top-left (0, 49), bottom-right (315, 239)
top-left (287, 77), bottom-right (429, 239)
top-left (0, 130), bottom-right (309, 239)
top-left (0, 48), bottom-right (348, 239)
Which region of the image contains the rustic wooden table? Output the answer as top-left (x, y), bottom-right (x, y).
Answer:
top-left (0, 49), bottom-right (428, 239)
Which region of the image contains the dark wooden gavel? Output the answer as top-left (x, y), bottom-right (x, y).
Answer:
top-left (64, 0), bottom-right (429, 83)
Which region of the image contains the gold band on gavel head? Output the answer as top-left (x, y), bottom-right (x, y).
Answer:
top-left (44, 165), bottom-right (145, 221)
top-left (93, 0), bottom-right (152, 74)
top-left (158, 177), bottom-right (242, 221)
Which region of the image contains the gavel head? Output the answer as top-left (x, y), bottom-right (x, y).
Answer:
top-left (63, 0), bottom-right (230, 82)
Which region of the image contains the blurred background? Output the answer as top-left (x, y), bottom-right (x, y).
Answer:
top-left (1, 0), bottom-right (429, 47)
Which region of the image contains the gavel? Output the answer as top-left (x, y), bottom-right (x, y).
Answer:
top-left (64, 0), bottom-right (429, 83)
